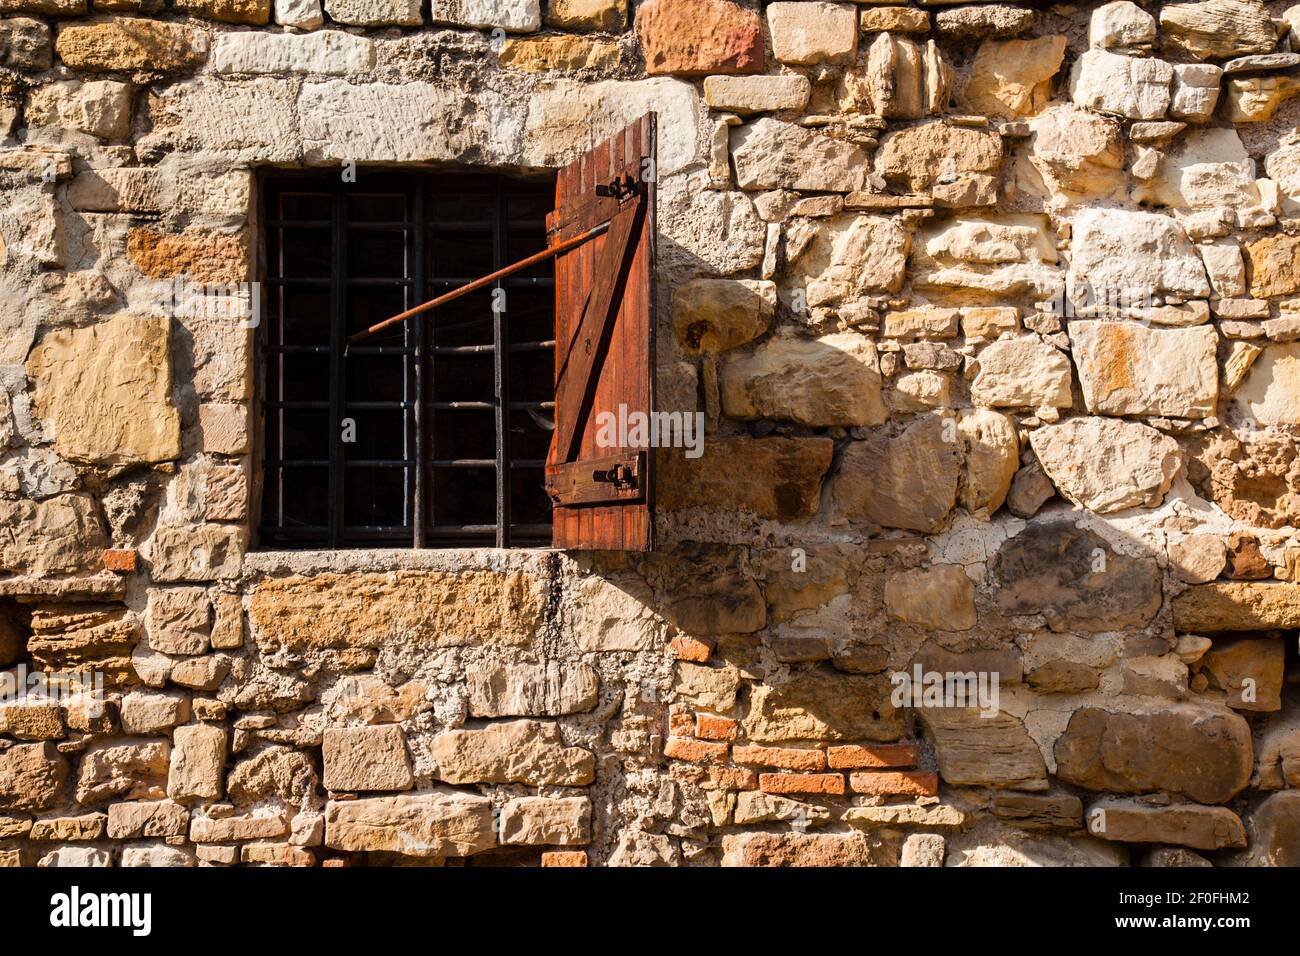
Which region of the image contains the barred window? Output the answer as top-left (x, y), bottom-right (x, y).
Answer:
top-left (257, 170), bottom-right (557, 549)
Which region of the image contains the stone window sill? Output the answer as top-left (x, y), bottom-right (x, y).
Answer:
top-left (243, 547), bottom-right (556, 578)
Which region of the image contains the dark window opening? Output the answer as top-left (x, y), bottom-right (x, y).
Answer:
top-left (0, 600), bottom-right (32, 670)
top-left (258, 169), bottom-right (556, 550)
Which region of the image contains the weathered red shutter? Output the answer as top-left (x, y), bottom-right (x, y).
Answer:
top-left (545, 113), bottom-right (657, 551)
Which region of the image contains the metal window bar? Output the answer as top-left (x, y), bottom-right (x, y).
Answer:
top-left (259, 172), bottom-right (555, 550)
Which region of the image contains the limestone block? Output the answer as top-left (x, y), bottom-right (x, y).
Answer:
top-left (249, 570), bottom-right (546, 650)
top-left (0, 16), bottom-right (51, 70)
top-left (719, 332), bottom-right (886, 428)
top-left (275, 0), bottom-right (324, 27)
top-left (1068, 321), bottom-right (1219, 418)
top-left (167, 724), bottom-right (226, 800)
top-left (784, 213), bottom-right (909, 301)
top-left (174, 0), bottom-right (271, 23)
top-left (829, 416), bottom-right (960, 532)
top-left (213, 30), bottom-right (374, 74)
top-left (767, 1), bottom-right (857, 65)
top-left (1089, 1), bottom-right (1156, 50)
top-left (1054, 705), bottom-right (1252, 804)
top-left (1159, 0), bottom-right (1278, 59)
top-left (54, 18), bottom-right (207, 72)
top-left (885, 565), bottom-right (976, 630)
top-left (430, 720), bottom-right (594, 785)
top-left (731, 117), bottom-right (868, 192)
top-left (466, 662), bottom-right (599, 717)
top-left (326, 0), bottom-right (421, 26)
top-left (873, 120), bottom-right (1003, 206)
top-left (0, 742), bottom-right (68, 811)
top-left (146, 587), bottom-right (212, 656)
top-left (1234, 343), bottom-right (1300, 425)
top-left (1069, 48), bottom-right (1172, 119)
top-left (636, 0), bottom-right (762, 75)
top-left (961, 35), bottom-right (1066, 118)
top-left (76, 741), bottom-right (170, 804)
top-left (322, 726), bottom-right (414, 792)
top-left (671, 278), bottom-right (775, 353)
top-left (1088, 801), bottom-right (1246, 849)
top-left (501, 797), bottom-right (592, 845)
top-left (970, 338), bottom-right (1072, 409)
top-left (1029, 417), bottom-right (1182, 513)
top-left (325, 793), bottom-right (495, 857)
top-left (1067, 207), bottom-right (1210, 301)
top-left (702, 74), bottom-right (810, 115)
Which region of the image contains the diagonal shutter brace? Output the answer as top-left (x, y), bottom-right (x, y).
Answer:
top-left (346, 217), bottom-right (613, 348)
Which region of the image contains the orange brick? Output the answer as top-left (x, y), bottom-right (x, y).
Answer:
top-left (848, 771), bottom-right (939, 797)
top-left (321, 858), bottom-right (350, 868)
top-left (760, 773), bottom-right (845, 795)
top-left (695, 713), bottom-right (739, 741)
top-left (669, 711), bottom-right (695, 736)
top-left (542, 851), bottom-right (588, 867)
top-left (827, 743), bottom-right (918, 770)
top-left (664, 736), bottom-right (728, 764)
top-left (733, 745), bottom-right (827, 771)
top-left (668, 634), bottom-right (714, 662)
top-left (668, 764), bottom-right (759, 791)
top-left (102, 548), bottom-right (137, 573)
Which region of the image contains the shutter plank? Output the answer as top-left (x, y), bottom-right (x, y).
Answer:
top-left (547, 113), bottom-right (656, 552)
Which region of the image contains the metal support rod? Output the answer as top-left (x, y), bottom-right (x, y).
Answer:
top-left (346, 220), bottom-right (611, 346)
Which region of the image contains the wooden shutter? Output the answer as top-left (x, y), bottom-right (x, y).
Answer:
top-left (545, 113), bottom-right (657, 551)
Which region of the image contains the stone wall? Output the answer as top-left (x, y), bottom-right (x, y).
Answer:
top-left (2, 0), bottom-right (1300, 866)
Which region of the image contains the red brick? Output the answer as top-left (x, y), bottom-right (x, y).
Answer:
top-left (760, 773), bottom-right (845, 795)
top-left (669, 711), bottom-right (695, 736)
top-left (826, 743), bottom-right (919, 770)
top-left (733, 745), bottom-right (827, 771)
top-left (848, 771), bottom-right (939, 797)
top-left (695, 713), bottom-right (739, 741)
top-left (542, 851), bottom-right (588, 867)
top-left (102, 548), bottom-right (138, 573)
top-left (637, 0), bottom-right (765, 76)
top-left (664, 736), bottom-right (728, 764)
top-left (668, 634), bottom-right (713, 662)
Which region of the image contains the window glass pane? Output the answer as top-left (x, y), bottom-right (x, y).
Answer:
top-left (345, 465), bottom-right (408, 529)
top-left (347, 285), bottom-right (409, 340)
top-left (433, 354), bottom-right (494, 403)
top-left (510, 347), bottom-right (554, 404)
top-left (346, 354), bottom-right (408, 405)
top-left (429, 291), bottom-right (493, 348)
top-left (509, 409), bottom-right (551, 461)
top-left (280, 353), bottom-right (330, 403)
top-left (429, 228), bottom-right (492, 279)
top-left (275, 227), bottom-right (332, 277)
top-left (277, 466), bottom-right (330, 530)
top-left (504, 288), bottom-right (553, 346)
top-left (511, 467), bottom-right (550, 527)
top-left (344, 408), bottom-right (408, 462)
top-left (348, 192), bottom-right (406, 223)
top-left (428, 189), bottom-right (494, 225)
top-left (434, 408), bottom-right (494, 461)
top-left (278, 409), bottom-right (330, 461)
top-left (277, 287), bottom-right (330, 347)
top-left (430, 466), bottom-right (495, 527)
top-left (349, 229), bottom-right (410, 279)
top-left (277, 191), bottom-right (330, 221)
